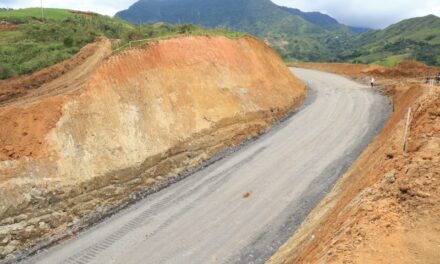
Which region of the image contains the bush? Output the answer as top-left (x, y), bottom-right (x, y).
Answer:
top-left (63, 36), bottom-right (74, 47)
top-left (178, 24), bottom-right (195, 34)
top-left (0, 64), bottom-right (16, 79)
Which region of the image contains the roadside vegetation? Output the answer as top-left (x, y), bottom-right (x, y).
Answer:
top-left (0, 8), bottom-right (245, 79)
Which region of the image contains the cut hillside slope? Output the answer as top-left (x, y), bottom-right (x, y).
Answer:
top-left (0, 35), bottom-right (305, 260)
top-left (268, 63), bottom-right (440, 264)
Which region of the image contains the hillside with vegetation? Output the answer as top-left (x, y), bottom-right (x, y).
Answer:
top-left (116, 0), bottom-right (359, 62)
top-left (339, 15), bottom-right (440, 66)
top-left (117, 0), bottom-right (440, 67)
top-left (0, 8), bottom-right (243, 79)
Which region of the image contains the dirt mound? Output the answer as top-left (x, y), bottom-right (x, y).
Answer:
top-left (0, 37), bottom-right (110, 106)
top-left (368, 60), bottom-right (439, 79)
top-left (289, 62), bottom-right (385, 78)
top-left (291, 61), bottom-right (440, 80)
top-left (0, 20), bottom-right (16, 32)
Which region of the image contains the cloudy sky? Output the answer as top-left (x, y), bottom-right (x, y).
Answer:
top-left (0, 0), bottom-right (439, 29)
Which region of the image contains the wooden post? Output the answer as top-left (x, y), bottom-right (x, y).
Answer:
top-left (403, 107), bottom-right (412, 155)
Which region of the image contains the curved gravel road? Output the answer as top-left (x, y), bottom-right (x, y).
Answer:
top-left (21, 68), bottom-right (391, 264)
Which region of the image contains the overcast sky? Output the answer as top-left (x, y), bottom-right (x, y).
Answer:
top-left (1, 0), bottom-right (439, 29)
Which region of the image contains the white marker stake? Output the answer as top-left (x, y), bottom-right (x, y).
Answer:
top-left (403, 107), bottom-right (412, 155)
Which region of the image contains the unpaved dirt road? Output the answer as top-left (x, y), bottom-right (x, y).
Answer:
top-left (21, 68), bottom-right (391, 264)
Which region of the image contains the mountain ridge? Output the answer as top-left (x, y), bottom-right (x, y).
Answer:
top-left (116, 1), bottom-right (440, 66)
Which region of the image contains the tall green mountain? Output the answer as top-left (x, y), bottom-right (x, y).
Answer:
top-left (116, 0), bottom-right (440, 66)
top-left (116, 0), bottom-right (357, 61)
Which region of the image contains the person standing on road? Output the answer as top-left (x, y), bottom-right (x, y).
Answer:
top-left (371, 77), bottom-right (375, 88)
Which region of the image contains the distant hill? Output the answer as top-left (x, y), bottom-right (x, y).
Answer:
top-left (340, 15), bottom-right (440, 66)
top-left (116, 0), bottom-right (440, 66)
top-left (116, 0), bottom-right (359, 62)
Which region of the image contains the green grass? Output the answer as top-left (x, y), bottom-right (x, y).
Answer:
top-left (0, 9), bottom-right (133, 79)
top-left (113, 23), bottom-right (246, 53)
top-left (0, 8), bottom-right (73, 21)
top-left (0, 9), bottom-right (246, 79)
top-left (372, 54), bottom-right (410, 67)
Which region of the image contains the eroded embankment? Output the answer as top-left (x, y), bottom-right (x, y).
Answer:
top-left (269, 63), bottom-right (439, 264)
top-left (0, 36), bottom-right (305, 259)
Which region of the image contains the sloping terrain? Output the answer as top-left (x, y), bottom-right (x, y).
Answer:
top-left (0, 8), bottom-right (133, 79)
top-left (0, 35), bottom-right (305, 260)
top-left (339, 15), bottom-right (440, 66)
top-left (269, 62), bottom-right (440, 264)
top-left (0, 37), bottom-right (111, 107)
top-left (20, 68), bottom-right (390, 264)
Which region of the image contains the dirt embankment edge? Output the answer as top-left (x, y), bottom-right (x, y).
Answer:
top-left (268, 63), bottom-right (439, 264)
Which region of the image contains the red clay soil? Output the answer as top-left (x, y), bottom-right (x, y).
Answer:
top-left (0, 38), bottom-right (111, 161)
top-left (0, 21), bottom-right (16, 32)
top-left (290, 61), bottom-right (440, 79)
top-left (0, 97), bottom-right (64, 161)
top-left (269, 62), bottom-right (440, 264)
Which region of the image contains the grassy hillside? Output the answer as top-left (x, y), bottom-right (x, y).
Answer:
top-left (0, 8), bottom-right (73, 21)
top-left (0, 8), bottom-right (243, 79)
top-left (0, 8), bottom-right (132, 79)
top-left (339, 15), bottom-right (440, 66)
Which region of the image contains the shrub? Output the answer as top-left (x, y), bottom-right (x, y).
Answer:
top-left (178, 24), bottom-right (195, 34)
top-left (63, 36), bottom-right (74, 47)
top-left (0, 64), bottom-right (16, 79)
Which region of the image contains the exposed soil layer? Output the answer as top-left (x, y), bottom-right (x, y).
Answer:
top-left (269, 62), bottom-right (440, 264)
top-left (289, 61), bottom-right (440, 79)
top-left (0, 36), bottom-right (305, 260)
top-left (0, 21), bottom-right (16, 32)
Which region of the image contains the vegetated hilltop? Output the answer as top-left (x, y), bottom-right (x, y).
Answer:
top-left (0, 8), bottom-right (130, 79)
top-left (116, 0), bottom-right (362, 62)
top-left (0, 8), bottom-right (243, 80)
top-left (340, 15), bottom-right (440, 66)
top-left (117, 0), bottom-right (440, 67)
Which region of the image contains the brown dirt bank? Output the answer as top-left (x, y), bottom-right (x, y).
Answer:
top-left (0, 21), bottom-right (16, 32)
top-left (0, 35), bottom-right (305, 259)
top-left (269, 63), bottom-right (439, 264)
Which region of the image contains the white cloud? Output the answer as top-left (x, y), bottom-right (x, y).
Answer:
top-left (272, 0), bottom-right (440, 28)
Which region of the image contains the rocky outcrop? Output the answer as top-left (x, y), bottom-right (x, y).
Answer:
top-left (0, 35), bottom-right (305, 259)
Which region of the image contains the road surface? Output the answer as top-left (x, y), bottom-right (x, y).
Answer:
top-left (21, 68), bottom-right (391, 264)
